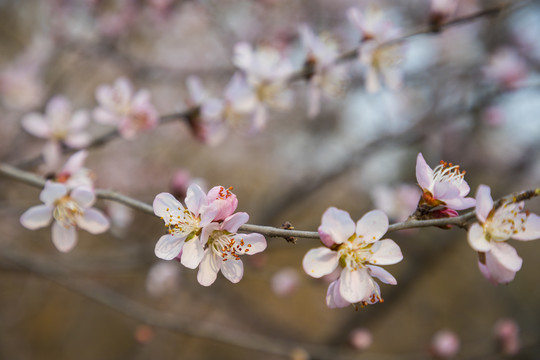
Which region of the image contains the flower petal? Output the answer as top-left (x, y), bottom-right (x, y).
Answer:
top-left (415, 152), bottom-right (433, 190)
top-left (467, 223), bottom-right (491, 252)
top-left (180, 237), bottom-right (204, 269)
top-left (52, 221), bottom-right (78, 253)
top-left (40, 181), bottom-right (68, 205)
top-left (61, 150), bottom-right (88, 174)
top-left (326, 279), bottom-right (350, 309)
top-left (20, 205), bottom-right (53, 230)
top-left (221, 258), bottom-right (244, 283)
top-left (367, 265), bottom-right (397, 285)
top-left (185, 184), bottom-right (208, 216)
top-left (155, 234), bottom-right (185, 260)
top-left (356, 210), bottom-right (389, 244)
top-left (222, 212), bottom-right (249, 233)
top-left (71, 187), bottom-right (95, 208)
top-left (200, 222), bottom-right (220, 244)
top-left (318, 207), bottom-right (355, 246)
top-left (513, 213), bottom-right (540, 241)
top-left (369, 239), bottom-right (403, 265)
top-left (444, 196), bottom-right (476, 211)
top-left (153, 192), bottom-right (183, 220)
top-left (76, 208), bottom-right (110, 234)
top-left (339, 267), bottom-right (371, 303)
top-left (235, 233), bottom-right (267, 255)
top-left (481, 247), bottom-right (521, 285)
top-left (302, 247), bottom-right (339, 278)
top-left (197, 251), bottom-right (220, 286)
top-left (475, 185), bottom-right (493, 223)
top-left (21, 113), bottom-right (50, 138)
top-left (490, 241), bottom-right (522, 272)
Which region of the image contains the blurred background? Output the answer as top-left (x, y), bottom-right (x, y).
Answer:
top-left (1, 0), bottom-right (540, 359)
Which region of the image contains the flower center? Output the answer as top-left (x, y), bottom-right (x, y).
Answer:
top-left (208, 230), bottom-right (251, 261)
top-left (53, 196), bottom-right (83, 227)
top-left (431, 161), bottom-right (466, 188)
top-left (486, 202), bottom-right (528, 241)
top-left (216, 186), bottom-right (234, 200)
top-left (163, 206), bottom-right (200, 239)
top-left (337, 236), bottom-right (374, 271)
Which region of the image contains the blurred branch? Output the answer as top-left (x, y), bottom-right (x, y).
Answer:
top-left (1, 162), bottom-right (538, 241)
top-left (13, 1), bottom-right (525, 170)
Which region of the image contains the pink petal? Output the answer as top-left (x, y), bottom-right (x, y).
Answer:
top-left (76, 208), bottom-right (110, 234)
top-left (21, 113), bottom-right (50, 138)
top-left (339, 267), bottom-right (371, 303)
top-left (490, 242), bottom-right (522, 272)
top-left (415, 153), bottom-right (433, 190)
top-left (513, 213), bottom-right (540, 241)
top-left (153, 192), bottom-right (183, 219)
top-left (20, 205), bottom-right (53, 230)
top-left (93, 108), bottom-right (120, 125)
top-left (222, 212), bottom-right (249, 233)
top-left (444, 196), bottom-right (476, 211)
top-left (369, 239), bottom-right (403, 265)
top-left (302, 247), bottom-right (339, 278)
top-left (197, 251), bottom-right (220, 286)
top-left (367, 265), bottom-right (397, 285)
top-left (235, 233), bottom-right (267, 254)
top-left (132, 89), bottom-right (150, 107)
top-left (467, 223), bottom-right (491, 252)
top-left (475, 185), bottom-right (493, 223)
top-left (61, 150), bottom-right (88, 174)
top-left (52, 221), bottom-right (78, 253)
top-left (206, 186), bottom-right (238, 221)
top-left (432, 181), bottom-right (460, 201)
top-left (155, 234), bottom-right (185, 260)
top-left (180, 237), bottom-right (204, 269)
top-left (46, 95), bottom-right (71, 119)
top-left (115, 77), bottom-right (133, 101)
top-left (185, 184), bottom-right (208, 217)
top-left (40, 181), bottom-right (68, 205)
top-left (65, 133), bottom-right (91, 149)
top-left (356, 210), bottom-right (389, 244)
top-left (71, 187), bottom-right (95, 208)
top-left (318, 206), bottom-right (355, 246)
top-left (482, 248), bottom-right (520, 285)
top-left (95, 84), bottom-right (114, 108)
top-left (221, 257), bottom-right (244, 283)
top-left (326, 279), bottom-right (350, 308)
top-left (42, 141), bottom-right (62, 170)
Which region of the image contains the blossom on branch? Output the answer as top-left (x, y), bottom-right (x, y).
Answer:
top-left (415, 152), bottom-right (475, 218)
top-left (55, 150), bottom-right (95, 189)
top-left (93, 77), bottom-right (159, 139)
top-left (303, 207), bottom-right (402, 308)
top-left (21, 95), bottom-right (91, 169)
top-left (467, 185), bottom-right (540, 284)
top-left (20, 181), bottom-right (110, 253)
top-left (482, 47), bottom-right (528, 90)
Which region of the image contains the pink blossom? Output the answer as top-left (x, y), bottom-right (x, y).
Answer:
top-left (430, 329), bottom-right (460, 358)
top-left (271, 268), bottom-right (300, 296)
top-left (493, 318), bottom-right (520, 356)
top-left (372, 184), bottom-right (420, 222)
top-left (93, 77), bottom-right (159, 139)
top-left (416, 152), bottom-right (476, 211)
top-left (20, 181), bottom-right (110, 252)
top-left (468, 185), bottom-right (540, 284)
top-left (21, 96), bottom-right (91, 169)
top-left (146, 261), bottom-right (182, 297)
top-left (349, 328), bottom-right (373, 350)
top-left (55, 150), bottom-right (95, 189)
top-left (483, 47), bottom-right (528, 90)
top-left (197, 211), bottom-right (267, 286)
top-left (304, 207), bottom-right (402, 308)
top-left (206, 186), bottom-right (238, 221)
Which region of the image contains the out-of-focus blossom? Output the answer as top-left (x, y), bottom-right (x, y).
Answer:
top-left (20, 181), bottom-right (110, 253)
top-left (55, 150), bottom-right (95, 189)
top-left (21, 96), bottom-right (91, 169)
top-left (303, 207), bottom-right (402, 308)
top-left (198, 211), bottom-right (267, 286)
top-left (153, 184), bottom-right (219, 267)
top-left (482, 106), bottom-right (505, 127)
top-left (483, 47), bottom-right (528, 90)
top-left (415, 152), bottom-right (475, 214)
top-left (430, 329), bottom-right (460, 358)
top-left (106, 201), bottom-right (134, 237)
top-left (372, 184), bottom-right (420, 222)
top-left (493, 318), bottom-right (520, 356)
top-left (146, 261), bottom-right (182, 297)
top-left (271, 268), bottom-right (300, 296)
top-left (349, 328), bottom-right (373, 350)
top-left (93, 77), bottom-right (159, 139)
top-left (468, 185), bottom-right (540, 284)
top-left (299, 24), bottom-right (347, 118)
top-left (233, 42), bottom-right (294, 131)
top-left (170, 169), bottom-right (208, 200)
top-left (348, 6), bottom-right (404, 92)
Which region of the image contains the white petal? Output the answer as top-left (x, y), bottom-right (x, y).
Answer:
top-left (65, 133), bottom-right (91, 149)
top-left (20, 205), bottom-right (53, 230)
top-left (61, 150), bottom-right (87, 174)
top-left (475, 185), bottom-right (493, 223)
top-left (76, 208), bottom-right (110, 234)
top-left (153, 192), bottom-right (183, 219)
top-left (21, 113), bottom-right (50, 138)
top-left (200, 222), bottom-right (220, 244)
top-left (42, 141), bottom-right (62, 170)
top-left (197, 251), bottom-right (220, 286)
top-left (367, 265), bottom-right (397, 285)
top-left (356, 210), bottom-right (389, 243)
top-left (467, 223), bottom-right (491, 252)
top-left (339, 267), bottom-right (371, 303)
top-left (180, 237), bottom-right (205, 269)
top-left (222, 212), bottom-right (249, 233)
top-left (40, 181), bottom-right (67, 205)
top-left (482, 248), bottom-right (521, 285)
top-left (326, 280), bottom-right (350, 308)
top-left (52, 221), bottom-right (78, 253)
top-left (318, 207), bottom-right (355, 246)
top-left (415, 152), bottom-right (433, 191)
top-left (71, 187), bottom-right (95, 208)
top-left (513, 213), bottom-right (540, 241)
top-left (370, 239), bottom-right (403, 265)
top-left (490, 242), bottom-right (522, 272)
top-left (185, 184), bottom-right (208, 216)
top-left (155, 234), bottom-right (185, 260)
top-left (221, 258), bottom-right (244, 283)
top-left (302, 247), bottom-right (339, 278)
top-left (235, 233), bottom-right (267, 255)
top-left (69, 110), bottom-right (89, 131)
top-left (93, 108), bottom-right (119, 125)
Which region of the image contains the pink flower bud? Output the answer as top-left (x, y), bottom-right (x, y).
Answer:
top-left (349, 328), bottom-right (373, 351)
top-left (430, 329), bottom-right (460, 358)
top-left (207, 185), bottom-right (238, 221)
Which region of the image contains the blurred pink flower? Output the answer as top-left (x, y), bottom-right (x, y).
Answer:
top-left (146, 261), bottom-right (182, 297)
top-left (20, 181), bottom-right (110, 252)
top-left (372, 184), bottom-right (420, 222)
top-left (55, 150), bottom-right (95, 189)
top-left (430, 329), bottom-right (460, 358)
top-left (483, 47), bottom-right (528, 90)
top-left (304, 207), bottom-right (402, 308)
top-left (93, 77), bottom-right (159, 139)
top-left (349, 328), bottom-right (373, 350)
top-left (493, 318), bottom-right (520, 356)
top-left (169, 169), bottom-right (208, 200)
top-left (271, 268), bottom-right (300, 296)
top-left (468, 185), bottom-right (540, 284)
